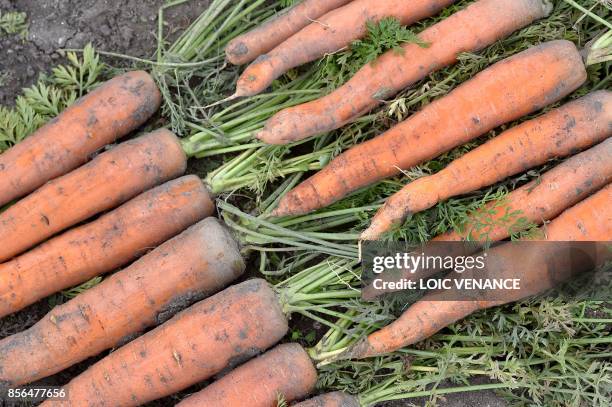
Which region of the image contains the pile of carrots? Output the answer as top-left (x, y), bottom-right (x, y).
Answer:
top-left (1, 0), bottom-right (611, 405)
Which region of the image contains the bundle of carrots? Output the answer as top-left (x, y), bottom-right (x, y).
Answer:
top-left (272, 39), bottom-right (606, 222)
top-left (1, 0), bottom-right (611, 405)
top-left (346, 184), bottom-right (611, 360)
top-left (362, 90), bottom-right (611, 239)
top-left (0, 70), bottom-right (246, 395)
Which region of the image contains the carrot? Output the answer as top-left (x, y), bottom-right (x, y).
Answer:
top-left (0, 71), bottom-right (161, 208)
top-left (361, 91), bottom-right (612, 240)
top-left (38, 278), bottom-right (288, 406)
top-left (541, 183), bottom-right (611, 241)
top-left (294, 391), bottom-right (360, 407)
top-left (0, 129), bottom-right (186, 262)
top-left (0, 175), bottom-right (213, 318)
top-left (235, 0), bottom-right (457, 97)
top-left (177, 343), bottom-right (317, 407)
top-left (0, 217), bottom-right (244, 387)
top-left (256, 0), bottom-right (553, 144)
top-left (272, 39), bottom-right (587, 217)
top-left (225, 0), bottom-right (352, 65)
top-left (362, 142), bottom-right (612, 300)
top-left (345, 185), bottom-right (611, 359)
top-left (435, 139), bottom-right (612, 242)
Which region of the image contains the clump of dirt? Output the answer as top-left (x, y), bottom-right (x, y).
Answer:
top-left (0, 0), bottom-right (210, 105)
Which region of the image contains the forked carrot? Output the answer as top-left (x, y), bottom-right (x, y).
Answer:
top-left (362, 91), bottom-right (612, 240)
top-left (39, 279), bottom-right (288, 406)
top-left (0, 175), bottom-right (213, 317)
top-left (235, 0), bottom-right (457, 96)
top-left (177, 343), bottom-right (317, 407)
top-left (225, 0), bottom-right (352, 65)
top-left (345, 185), bottom-right (611, 359)
top-left (257, 0), bottom-right (553, 144)
top-left (273, 40), bottom-right (587, 217)
top-left (0, 218), bottom-right (244, 387)
top-left (435, 139), bottom-right (612, 242)
top-left (0, 71), bottom-right (161, 207)
top-left (0, 129), bottom-right (186, 262)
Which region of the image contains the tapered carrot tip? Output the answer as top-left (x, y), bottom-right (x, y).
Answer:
top-left (361, 193), bottom-right (415, 240)
top-left (338, 337), bottom-right (377, 360)
top-left (293, 391), bottom-right (360, 407)
top-left (226, 40), bottom-right (249, 65)
top-left (256, 107), bottom-right (304, 145)
top-left (235, 56), bottom-right (277, 97)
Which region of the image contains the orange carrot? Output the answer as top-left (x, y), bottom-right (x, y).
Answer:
top-left (177, 343), bottom-right (317, 407)
top-left (257, 0), bottom-right (552, 144)
top-left (435, 139), bottom-right (612, 242)
top-left (39, 279), bottom-right (288, 407)
top-left (0, 129), bottom-right (186, 262)
top-left (362, 142), bottom-right (612, 300)
top-left (235, 0), bottom-right (457, 97)
top-left (0, 218), bottom-right (243, 387)
top-left (273, 40), bottom-right (586, 217)
top-left (0, 175), bottom-right (213, 318)
top-left (225, 0), bottom-right (352, 65)
top-left (0, 71), bottom-right (161, 207)
top-left (541, 183), bottom-right (611, 240)
top-left (362, 91), bottom-right (612, 240)
top-left (345, 185), bottom-right (611, 359)
top-left (294, 392), bottom-right (360, 407)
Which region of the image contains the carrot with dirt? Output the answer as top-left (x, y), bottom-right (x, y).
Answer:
top-left (0, 175), bottom-right (213, 318)
top-left (0, 217), bottom-right (244, 387)
top-left (177, 343), bottom-right (317, 407)
top-left (435, 139), bottom-right (612, 242)
top-left (234, 0), bottom-right (457, 97)
top-left (225, 0), bottom-right (352, 65)
top-left (36, 279), bottom-right (287, 406)
top-left (343, 185), bottom-right (612, 359)
top-left (361, 91), bottom-right (612, 240)
top-left (256, 0), bottom-right (553, 144)
top-left (361, 140), bottom-right (612, 299)
top-left (39, 258), bottom-right (360, 406)
top-left (272, 40), bottom-right (587, 217)
top-left (0, 71), bottom-right (161, 207)
top-left (0, 128), bottom-right (186, 262)
top-left (541, 183), bottom-right (611, 240)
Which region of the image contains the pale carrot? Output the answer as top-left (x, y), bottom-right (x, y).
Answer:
top-left (235, 0), bottom-right (457, 96)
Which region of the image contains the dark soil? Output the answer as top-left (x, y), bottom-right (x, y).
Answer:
top-left (0, 0), bottom-right (210, 105)
top-left (0, 1), bottom-right (511, 406)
